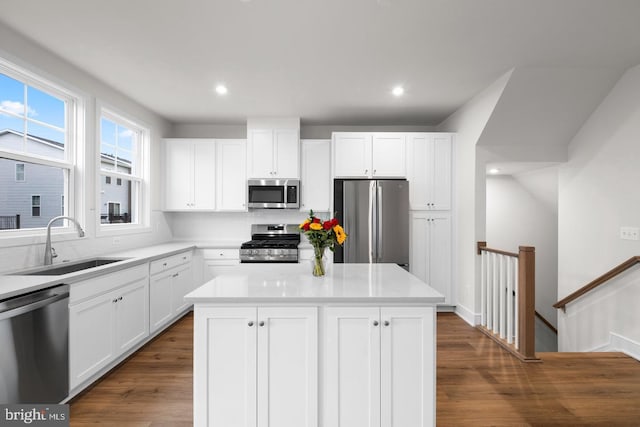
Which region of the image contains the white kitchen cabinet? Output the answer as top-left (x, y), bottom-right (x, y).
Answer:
top-left (201, 248), bottom-right (240, 282)
top-left (410, 212), bottom-right (452, 304)
top-left (194, 306), bottom-right (318, 427)
top-left (247, 128), bottom-right (299, 178)
top-left (216, 139), bottom-right (247, 211)
top-left (333, 132), bottom-right (406, 178)
top-left (325, 306), bottom-right (435, 427)
top-left (300, 139), bottom-right (331, 212)
top-left (149, 250), bottom-right (194, 333)
top-left (164, 139), bottom-right (216, 211)
top-left (406, 133), bottom-right (452, 210)
top-left (69, 265), bottom-right (149, 391)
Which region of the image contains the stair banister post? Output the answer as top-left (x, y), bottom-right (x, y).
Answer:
top-left (518, 246), bottom-right (536, 360)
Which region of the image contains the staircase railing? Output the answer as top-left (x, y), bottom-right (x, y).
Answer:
top-left (477, 242), bottom-right (539, 362)
top-left (554, 256), bottom-right (640, 311)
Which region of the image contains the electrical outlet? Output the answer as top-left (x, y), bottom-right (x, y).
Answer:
top-left (620, 227), bottom-right (639, 241)
top-left (112, 236), bottom-right (122, 245)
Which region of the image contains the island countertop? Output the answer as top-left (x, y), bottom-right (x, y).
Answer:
top-left (185, 263), bottom-right (444, 304)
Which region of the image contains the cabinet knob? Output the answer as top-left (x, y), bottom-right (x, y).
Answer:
top-left (364, 169), bottom-right (368, 175)
top-left (248, 321), bottom-right (254, 327)
top-left (384, 320), bottom-right (390, 327)
top-left (259, 321), bottom-right (265, 327)
top-left (373, 320), bottom-right (379, 326)
top-left (112, 299), bottom-right (118, 303)
top-left (118, 296), bottom-right (123, 301)
top-left (373, 169), bottom-right (377, 174)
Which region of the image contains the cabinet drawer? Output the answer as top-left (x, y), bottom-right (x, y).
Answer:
top-left (70, 264), bottom-right (148, 304)
top-left (149, 251), bottom-right (193, 275)
top-left (202, 248), bottom-right (239, 260)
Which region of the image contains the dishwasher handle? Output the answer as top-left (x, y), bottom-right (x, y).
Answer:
top-left (0, 290), bottom-right (69, 322)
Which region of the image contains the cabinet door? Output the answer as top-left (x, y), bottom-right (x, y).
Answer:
top-left (380, 307), bottom-right (435, 427)
top-left (406, 134), bottom-right (432, 210)
top-left (164, 140), bottom-right (193, 210)
top-left (217, 139), bottom-right (247, 211)
top-left (273, 129), bottom-right (300, 178)
top-left (69, 291), bottom-right (117, 390)
top-left (192, 141), bottom-right (217, 210)
top-left (149, 272), bottom-right (174, 333)
top-left (431, 134), bottom-right (452, 210)
top-left (115, 278), bottom-right (149, 355)
top-left (428, 213), bottom-right (452, 304)
top-left (300, 139), bottom-right (331, 212)
top-left (194, 307), bottom-right (257, 427)
top-left (325, 307), bottom-right (380, 427)
top-left (372, 133), bottom-right (406, 178)
top-left (172, 263), bottom-right (194, 315)
top-left (248, 129), bottom-right (275, 178)
top-left (410, 212), bottom-right (430, 284)
top-left (333, 133), bottom-right (372, 177)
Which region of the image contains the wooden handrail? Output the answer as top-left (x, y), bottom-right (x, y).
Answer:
top-left (554, 256), bottom-right (640, 311)
top-left (477, 241), bottom-right (518, 258)
top-left (535, 311), bottom-right (557, 335)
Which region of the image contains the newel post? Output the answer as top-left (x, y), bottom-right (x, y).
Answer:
top-left (518, 246), bottom-right (536, 360)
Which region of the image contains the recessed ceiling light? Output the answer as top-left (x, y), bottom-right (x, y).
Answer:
top-left (215, 84), bottom-right (228, 95)
top-left (488, 168), bottom-right (501, 175)
top-left (392, 86), bottom-right (404, 97)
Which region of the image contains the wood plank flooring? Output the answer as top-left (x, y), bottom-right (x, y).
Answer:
top-left (69, 312), bottom-right (640, 426)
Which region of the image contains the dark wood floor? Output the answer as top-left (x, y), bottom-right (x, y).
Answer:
top-left (70, 312), bottom-right (640, 426)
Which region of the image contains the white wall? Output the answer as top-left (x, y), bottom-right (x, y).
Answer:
top-left (0, 23), bottom-right (172, 273)
top-left (436, 70), bottom-right (512, 324)
top-left (486, 168), bottom-right (558, 327)
top-left (558, 64), bottom-right (640, 353)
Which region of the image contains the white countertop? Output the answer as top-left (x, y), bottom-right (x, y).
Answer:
top-left (185, 263), bottom-right (444, 304)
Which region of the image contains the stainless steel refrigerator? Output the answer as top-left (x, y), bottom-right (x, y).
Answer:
top-left (333, 179), bottom-right (409, 269)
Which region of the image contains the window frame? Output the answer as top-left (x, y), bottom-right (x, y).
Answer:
top-left (0, 56), bottom-right (83, 243)
top-left (31, 194), bottom-right (41, 217)
top-left (15, 163), bottom-right (25, 182)
top-left (96, 102), bottom-right (150, 235)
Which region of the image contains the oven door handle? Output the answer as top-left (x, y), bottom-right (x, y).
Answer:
top-left (0, 291), bottom-right (69, 322)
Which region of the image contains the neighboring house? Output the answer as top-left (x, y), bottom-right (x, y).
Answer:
top-left (0, 129), bottom-right (131, 229)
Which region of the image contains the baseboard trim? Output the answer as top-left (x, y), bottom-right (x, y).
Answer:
top-left (587, 333), bottom-right (640, 361)
top-left (455, 303), bottom-right (480, 326)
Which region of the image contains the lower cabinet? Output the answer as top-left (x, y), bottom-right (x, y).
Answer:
top-left (69, 266), bottom-right (149, 391)
top-left (149, 251), bottom-right (194, 333)
top-left (201, 248), bottom-right (240, 282)
top-left (194, 306), bottom-right (318, 427)
top-left (324, 306), bottom-right (435, 427)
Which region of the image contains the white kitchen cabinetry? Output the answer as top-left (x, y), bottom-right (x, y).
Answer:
top-left (69, 265), bottom-right (149, 391)
top-left (216, 139), bottom-right (248, 211)
top-left (149, 250), bottom-right (194, 333)
top-left (247, 128), bottom-right (299, 178)
top-left (406, 133), bottom-right (452, 210)
top-left (325, 306), bottom-right (435, 427)
top-left (332, 132), bottom-right (406, 178)
top-left (411, 212), bottom-right (452, 304)
top-left (300, 139), bottom-right (331, 212)
top-left (164, 139), bottom-right (216, 211)
top-left (194, 306), bottom-right (318, 427)
top-left (201, 248), bottom-right (240, 282)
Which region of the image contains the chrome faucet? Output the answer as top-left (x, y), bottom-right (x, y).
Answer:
top-left (44, 216), bottom-right (85, 265)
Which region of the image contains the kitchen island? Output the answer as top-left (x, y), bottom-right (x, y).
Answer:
top-left (185, 263), bottom-right (444, 427)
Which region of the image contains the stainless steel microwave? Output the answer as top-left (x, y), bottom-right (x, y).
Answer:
top-left (247, 179), bottom-right (300, 209)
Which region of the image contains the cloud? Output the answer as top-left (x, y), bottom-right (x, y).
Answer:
top-left (119, 128), bottom-right (134, 138)
top-left (0, 100), bottom-right (37, 117)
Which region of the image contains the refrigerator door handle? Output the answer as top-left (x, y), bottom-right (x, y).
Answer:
top-left (369, 180), bottom-right (375, 263)
top-left (377, 183), bottom-right (383, 262)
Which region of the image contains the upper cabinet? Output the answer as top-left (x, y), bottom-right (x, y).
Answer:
top-left (300, 139), bottom-right (331, 213)
top-left (163, 138), bottom-right (247, 212)
top-left (406, 133), bottom-right (453, 211)
top-left (164, 139), bottom-right (216, 211)
top-left (332, 132), bottom-right (406, 178)
top-left (247, 128), bottom-right (300, 179)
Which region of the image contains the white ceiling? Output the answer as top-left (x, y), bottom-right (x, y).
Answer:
top-left (2, 0), bottom-right (640, 125)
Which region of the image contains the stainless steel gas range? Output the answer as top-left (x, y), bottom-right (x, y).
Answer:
top-left (240, 224), bottom-right (300, 263)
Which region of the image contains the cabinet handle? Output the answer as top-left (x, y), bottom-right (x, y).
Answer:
top-left (259, 321), bottom-right (265, 327)
top-left (373, 320), bottom-right (379, 326)
top-left (384, 320), bottom-right (390, 327)
top-left (112, 299), bottom-right (118, 303)
top-left (163, 262), bottom-right (168, 267)
top-left (248, 321), bottom-right (254, 327)
top-left (118, 296), bottom-right (123, 301)
top-left (172, 273), bottom-right (179, 278)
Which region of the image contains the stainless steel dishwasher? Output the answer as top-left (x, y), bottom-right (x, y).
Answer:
top-left (0, 284), bottom-right (69, 403)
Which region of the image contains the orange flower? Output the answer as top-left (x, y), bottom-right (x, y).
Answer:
top-left (309, 222), bottom-right (323, 231)
top-left (333, 224), bottom-right (347, 244)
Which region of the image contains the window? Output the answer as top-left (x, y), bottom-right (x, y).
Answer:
top-left (31, 195), bottom-right (40, 217)
top-left (0, 59), bottom-right (78, 233)
top-left (98, 107), bottom-right (148, 229)
top-left (15, 163), bottom-right (24, 181)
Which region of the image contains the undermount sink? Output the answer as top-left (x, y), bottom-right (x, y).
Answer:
top-left (13, 258), bottom-right (128, 276)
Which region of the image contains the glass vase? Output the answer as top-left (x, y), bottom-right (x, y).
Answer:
top-left (312, 246), bottom-right (326, 277)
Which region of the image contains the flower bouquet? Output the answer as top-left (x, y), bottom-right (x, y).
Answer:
top-left (299, 210), bottom-right (347, 276)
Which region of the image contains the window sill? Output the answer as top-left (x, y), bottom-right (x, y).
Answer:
top-left (96, 223), bottom-right (152, 237)
top-left (0, 228), bottom-right (85, 249)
